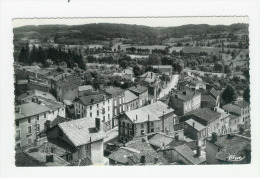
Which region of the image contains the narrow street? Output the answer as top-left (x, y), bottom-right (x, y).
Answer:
top-left (158, 74), bottom-right (179, 99)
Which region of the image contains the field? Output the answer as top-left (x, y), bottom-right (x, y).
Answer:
top-left (112, 43), bottom-right (167, 51)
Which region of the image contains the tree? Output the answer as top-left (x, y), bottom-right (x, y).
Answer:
top-left (18, 47), bottom-right (27, 63)
top-left (214, 62), bottom-right (223, 72)
top-left (148, 54), bottom-right (161, 65)
top-left (222, 85), bottom-right (237, 104)
top-left (29, 45), bottom-right (38, 64)
top-left (224, 65), bottom-right (232, 74)
top-left (243, 69), bottom-right (250, 81)
top-left (243, 86), bottom-right (250, 103)
top-left (133, 65), bottom-right (142, 76)
top-left (44, 59), bottom-right (53, 68)
top-left (119, 60), bottom-right (129, 69)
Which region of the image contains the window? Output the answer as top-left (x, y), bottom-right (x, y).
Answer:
top-left (16, 143), bottom-right (21, 148)
top-left (16, 130), bottom-right (20, 139)
top-left (27, 126), bottom-right (32, 134)
top-left (97, 110), bottom-right (99, 116)
top-left (108, 106), bottom-right (110, 111)
top-left (141, 124), bottom-right (144, 128)
top-left (108, 114), bottom-right (110, 120)
top-left (151, 122), bottom-right (154, 127)
top-left (59, 129), bottom-right (63, 137)
top-left (108, 100), bottom-right (110, 104)
top-left (123, 122), bottom-right (125, 127)
top-left (243, 117), bottom-right (245, 122)
top-left (103, 116), bottom-right (105, 121)
top-left (37, 115), bottom-right (39, 121)
top-left (90, 112), bottom-right (92, 117)
top-left (28, 118), bottom-right (31, 123)
top-left (44, 113), bottom-right (46, 118)
top-left (114, 109), bottom-right (117, 115)
top-left (37, 124), bottom-right (40, 132)
top-left (114, 100), bottom-right (117, 106)
top-left (97, 104), bottom-right (99, 107)
top-left (151, 128), bottom-right (154, 133)
top-left (15, 121), bottom-right (19, 127)
top-left (103, 102), bottom-right (105, 105)
top-left (90, 106), bottom-right (92, 110)
top-left (141, 130), bottom-right (144, 135)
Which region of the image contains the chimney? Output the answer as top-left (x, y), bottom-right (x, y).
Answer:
top-left (211, 132), bottom-right (217, 143)
top-left (196, 146), bottom-right (201, 157)
top-left (193, 122), bottom-right (195, 128)
top-left (147, 115), bottom-right (150, 134)
top-left (174, 133), bottom-right (179, 141)
top-left (46, 154), bottom-right (54, 163)
top-left (162, 111), bottom-right (165, 132)
top-left (90, 137), bottom-right (92, 142)
top-left (140, 155), bottom-right (146, 164)
top-left (45, 120), bottom-right (51, 129)
top-left (154, 157), bottom-right (158, 164)
top-left (95, 118), bottom-right (100, 131)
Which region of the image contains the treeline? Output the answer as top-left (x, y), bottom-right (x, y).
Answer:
top-left (18, 42), bottom-right (86, 69)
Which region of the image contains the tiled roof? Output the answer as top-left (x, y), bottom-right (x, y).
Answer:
top-left (78, 85), bottom-right (93, 92)
top-left (105, 87), bottom-right (125, 95)
top-left (209, 88), bottom-right (219, 99)
top-left (174, 144), bottom-right (206, 165)
top-left (171, 87), bottom-right (200, 101)
top-left (152, 65), bottom-right (172, 69)
top-left (125, 101), bottom-right (174, 124)
top-left (148, 133), bottom-right (174, 148)
top-left (122, 68), bottom-right (134, 75)
top-left (15, 102), bottom-right (50, 120)
top-left (15, 152), bottom-right (45, 167)
top-left (185, 119), bottom-right (206, 131)
top-left (236, 100), bottom-right (249, 107)
top-left (207, 134), bottom-right (251, 162)
top-left (183, 108), bottom-right (221, 123)
top-left (75, 93), bottom-right (111, 106)
top-left (128, 85), bottom-right (148, 94)
top-left (124, 90), bottom-right (138, 103)
top-left (17, 90), bottom-right (57, 101)
top-left (49, 72), bottom-right (71, 82)
top-left (58, 117), bottom-right (106, 147)
top-left (201, 94), bottom-right (216, 102)
top-left (109, 139), bottom-right (168, 165)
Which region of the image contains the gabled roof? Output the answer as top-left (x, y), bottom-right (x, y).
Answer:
top-left (148, 133), bottom-right (174, 148)
top-left (171, 87), bottom-right (200, 102)
top-left (124, 90), bottom-right (138, 103)
top-left (174, 144), bottom-right (206, 165)
top-left (74, 93), bottom-right (111, 106)
top-left (125, 101), bottom-right (174, 124)
top-left (58, 117), bottom-right (106, 147)
top-left (209, 88), bottom-right (219, 99)
top-left (128, 85), bottom-right (148, 95)
top-left (18, 90), bottom-right (57, 101)
top-left (78, 85), bottom-right (93, 92)
top-left (185, 119), bottom-right (206, 131)
top-left (105, 87), bottom-right (125, 95)
top-left (182, 108), bottom-right (221, 123)
top-left (15, 102), bottom-right (50, 120)
top-left (108, 139), bottom-right (168, 165)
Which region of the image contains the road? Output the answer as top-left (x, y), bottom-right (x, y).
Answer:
top-left (158, 74), bottom-right (179, 99)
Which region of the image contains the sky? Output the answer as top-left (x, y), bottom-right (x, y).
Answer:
top-left (13, 17), bottom-right (249, 28)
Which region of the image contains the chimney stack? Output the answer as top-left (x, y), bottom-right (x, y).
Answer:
top-left (193, 122), bottom-right (195, 128)
top-left (196, 146), bottom-right (201, 157)
top-left (95, 118), bottom-right (100, 131)
top-left (140, 155), bottom-right (146, 164)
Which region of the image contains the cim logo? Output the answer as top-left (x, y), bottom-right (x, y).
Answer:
top-left (228, 155), bottom-right (245, 162)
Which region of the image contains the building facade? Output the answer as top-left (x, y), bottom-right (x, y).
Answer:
top-left (128, 85), bottom-right (148, 108)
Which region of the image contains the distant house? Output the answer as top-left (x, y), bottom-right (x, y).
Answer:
top-left (45, 117), bottom-right (107, 165)
top-left (201, 88), bottom-right (220, 109)
top-left (180, 107), bottom-right (230, 145)
top-left (73, 93), bottom-right (113, 132)
top-left (122, 68), bottom-right (135, 81)
top-left (17, 89), bottom-right (57, 103)
top-left (27, 76), bottom-right (49, 92)
top-left (205, 133), bottom-right (251, 164)
top-left (118, 101), bottom-right (177, 142)
top-left (128, 85), bottom-right (148, 108)
top-left (15, 99), bottom-right (64, 149)
top-left (138, 72), bottom-right (159, 85)
top-left (108, 138), bottom-right (168, 165)
top-left (152, 65), bottom-right (173, 76)
top-left (168, 87), bottom-right (201, 116)
top-left (124, 90), bottom-right (139, 112)
top-left (222, 100), bottom-right (250, 132)
top-left (78, 85), bottom-right (94, 97)
top-left (105, 87), bottom-right (126, 127)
